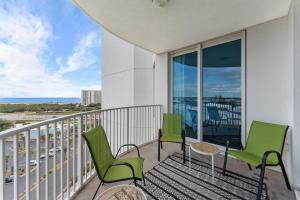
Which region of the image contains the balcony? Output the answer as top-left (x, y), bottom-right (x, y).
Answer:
top-left (75, 141), bottom-right (295, 200)
top-left (0, 105), bottom-right (295, 199)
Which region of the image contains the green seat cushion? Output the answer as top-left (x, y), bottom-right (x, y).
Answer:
top-left (160, 134), bottom-right (183, 143)
top-left (103, 157), bottom-right (144, 182)
top-left (228, 149), bottom-right (278, 166)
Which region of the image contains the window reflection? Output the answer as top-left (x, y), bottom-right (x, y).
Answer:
top-left (173, 51), bottom-right (198, 139)
top-left (202, 39), bottom-right (242, 149)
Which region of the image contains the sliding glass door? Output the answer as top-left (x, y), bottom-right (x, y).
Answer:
top-left (202, 39), bottom-right (242, 149)
top-left (171, 33), bottom-right (244, 145)
top-left (172, 51), bottom-right (198, 139)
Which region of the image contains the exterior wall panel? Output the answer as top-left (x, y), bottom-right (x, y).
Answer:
top-left (247, 16), bottom-right (293, 176)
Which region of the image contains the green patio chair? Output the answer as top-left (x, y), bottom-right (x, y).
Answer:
top-left (83, 126), bottom-right (145, 200)
top-left (158, 113), bottom-right (186, 163)
top-left (222, 120), bottom-right (291, 200)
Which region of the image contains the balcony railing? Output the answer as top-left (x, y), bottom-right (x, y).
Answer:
top-left (0, 105), bottom-right (162, 200)
top-left (173, 97), bottom-right (241, 127)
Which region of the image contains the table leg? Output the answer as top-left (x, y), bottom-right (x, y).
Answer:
top-left (212, 154), bottom-right (214, 184)
top-left (189, 146), bottom-right (191, 170)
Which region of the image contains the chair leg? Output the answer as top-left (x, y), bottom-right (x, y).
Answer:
top-left (222, 152), bottom-right (228, 176)
top-left (133, 179), bottom-right (137, 186)
top-left (257, 163), bottom-right (266, 200)
top-left (223, 141), bottom-right (229, 176)
top-left (92, 181), bottom-right (102, 200)
top-left (158, 139), bottom-right (160, 161)
top-left (278, 154), bottom-right (292, 190)
top-left (142, 172), bottom-right (146, 186)
top-left (183, 140), bottom-right (186, 164)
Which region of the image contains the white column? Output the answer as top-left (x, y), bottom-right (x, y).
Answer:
top-left (293, 0), bottom-right (300, 192)
top-left (154, 53), bottom-right (169, 112)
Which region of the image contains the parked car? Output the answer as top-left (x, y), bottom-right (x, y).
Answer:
top-left (30, 160), bottom-right (37, 166)
top-left (49, 149), bottom-right (55, 157)
top-left (40, 154), bottom-right (45, 159)
top-left (5, 176), bottom-right (13, 183)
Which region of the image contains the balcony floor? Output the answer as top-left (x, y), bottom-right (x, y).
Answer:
top-left (74, 142), bottom-right (296, 200)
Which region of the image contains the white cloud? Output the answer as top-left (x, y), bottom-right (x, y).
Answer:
top-left (0, 2), bottom-right (100, 97)
top-left (57, 31), bottom-right (99, 76)
top-left (80, 84), bottom-right (101, 91)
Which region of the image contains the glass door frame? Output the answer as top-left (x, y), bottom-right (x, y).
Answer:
top-left (169, 31), bottom-right (246, 147)
top-left (170, 47), bottom-right (201, 142)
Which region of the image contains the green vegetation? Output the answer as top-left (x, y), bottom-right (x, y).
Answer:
top-left (0, 103), bottom-right (101, 113)
top-left (0, 119), bottom-right (13, 131)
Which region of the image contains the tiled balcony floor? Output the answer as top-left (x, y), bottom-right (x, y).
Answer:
top-left (74, 142), bottom-right (296, 200)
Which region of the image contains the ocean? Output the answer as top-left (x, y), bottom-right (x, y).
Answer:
top-left (0, 97), bottom-right (80, 104)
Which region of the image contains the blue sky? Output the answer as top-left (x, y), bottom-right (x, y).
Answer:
top-left (202, 67), bottom-right (241, 98)
top-left (173, 62), bottom-right (198, 98)
top-left (0, 0), bottom-right (102, 97)
top-left (173, 64), bottom-right (241, 98)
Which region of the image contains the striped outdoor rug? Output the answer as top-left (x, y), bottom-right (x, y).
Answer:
top-left (137, 153), bottom-right (268, 200)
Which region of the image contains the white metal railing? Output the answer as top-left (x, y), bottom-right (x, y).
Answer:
top-left (0, 105), bottom-right (162, 200)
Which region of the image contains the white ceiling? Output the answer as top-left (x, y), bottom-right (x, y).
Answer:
top-left (73, 0), bottom-right (291, 54)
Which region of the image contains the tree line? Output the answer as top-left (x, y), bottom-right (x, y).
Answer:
top-left (0, 103), bottom-right (101, 113)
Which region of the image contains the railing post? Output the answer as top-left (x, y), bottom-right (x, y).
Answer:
top-left (25, 130), bottom-right (30, 200)
top-left (0, 138), bottom-right (4, 200)
top-left (127, 108), bottom-right (129, 151)
top-left (45, 125), bottom-right (49, 200)
top-left (36, 127), bottom-right (40, 200)
top-left (72, 117), bottom-right (76, 194)
top-left (77, 115), bottom-right (83, 188)
top-left (13, 134), bottom-right (19, 200)
top-left (67, 119), bottom-right (70, 199)
top-left (53, 123), bottom-right (57, 199)
top-left (160, 105), bottom-right (162, 129)
top-left (60, 121), bottom-right (64, 200)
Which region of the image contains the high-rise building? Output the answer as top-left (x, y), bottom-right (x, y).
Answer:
top-left (81, 90), bottom-right (101, 106)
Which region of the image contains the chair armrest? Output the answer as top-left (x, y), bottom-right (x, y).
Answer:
top-left (115, 144), bottom-right (141, 158)
top-left (103, 162), bottom-right (136, 179)
top-left (259, 150), bottom-right (281, 167)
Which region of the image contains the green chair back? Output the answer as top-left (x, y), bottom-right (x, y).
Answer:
top-left (245, 121), bottom-right (288, 164)
top-left (83, 126), bottom-right (114, 179)
top-left (163, 113), bottom-right (182, 135)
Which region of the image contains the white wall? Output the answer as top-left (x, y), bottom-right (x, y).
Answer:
top-left (247, 17), bottom-right (292, 128)
top-left (102, 30), bottom-right (134, 108)
top-left (247, 16), bottom-right (293, 178)
top-left (133, 46), bottom-right (154, 105)
top-left (102, 30), bottom-right (154, 108)
top-left (291, 0), bottom-right (300, 192)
